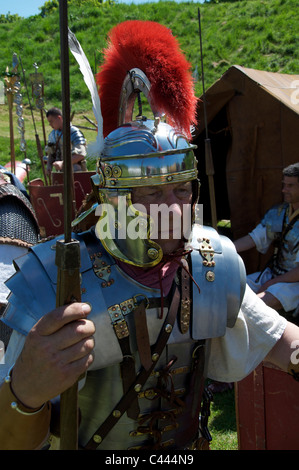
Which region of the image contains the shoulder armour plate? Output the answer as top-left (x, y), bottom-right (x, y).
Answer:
top-left (3, 232), bottom-right (94, 335)
top-left (2, 226), bottom-right (246, 369)
top-left (188, 225), bottom-right (246, 339)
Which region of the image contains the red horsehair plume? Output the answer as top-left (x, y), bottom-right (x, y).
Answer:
top-left (97, 20), bottom-right (197, 140)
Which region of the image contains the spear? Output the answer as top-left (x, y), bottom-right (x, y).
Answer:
top-left (31, 63), bottom-right (47, 146)
top-left (4, 58), bottom-right (18, 175)
top-left (198, 8), bottom-right (218, 230)
top-left (6, 83), bottom-right (16, 175)
top-left (19, 56), bottom-right (49, 186)
top-left (56, 0), bottom-right (81, 450)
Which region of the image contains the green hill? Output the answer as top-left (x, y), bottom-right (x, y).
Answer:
top-left (1, 0), bottom-right (298, 112)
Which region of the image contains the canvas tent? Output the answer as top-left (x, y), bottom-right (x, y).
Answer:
top-left (192, 65), bottom-right (299, 273)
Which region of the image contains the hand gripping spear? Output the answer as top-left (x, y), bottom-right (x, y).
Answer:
top-left (56, 0), bottom-right (81, 450)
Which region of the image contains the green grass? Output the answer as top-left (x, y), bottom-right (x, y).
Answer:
top-left (208, 388), bottom-right (238, 450)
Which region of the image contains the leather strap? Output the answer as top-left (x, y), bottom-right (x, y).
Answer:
top-left (179, 258), bottom-right (191, 334)
top-left (134, 300), bottom-right (152, 371)
top-left (112, 317), bottom-right (140, 419)
top-left (173, 340), bottom-right (207, 448)
top-left (119, 341), bottom-right (140, 419)
top-left (84, 286), bottom-right (181, 450)
top-left (272, 206), bottom-right (299, 274)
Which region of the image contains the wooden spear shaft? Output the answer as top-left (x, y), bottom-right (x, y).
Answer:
top-left (198, 8), bottom-right (218, 230)
top-left (7, 92), bottom-right (16, 175)
top-left (57, 0), bottom-right (81, 450)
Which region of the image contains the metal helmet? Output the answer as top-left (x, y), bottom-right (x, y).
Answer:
top-left (91, 118), bottom-right (198, 267)
top-left (90, 20), bottom-right (199, 267)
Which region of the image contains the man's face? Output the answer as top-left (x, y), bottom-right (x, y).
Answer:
top-left (47, 114), bottom-right (63, 131)
top-left (131, 181), bottom-right (193, 255)
top-left (282, 176), bottom-right (299, 208)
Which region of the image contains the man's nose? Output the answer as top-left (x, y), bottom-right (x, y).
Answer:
top-left (164, 190), bottom-right (180, 205)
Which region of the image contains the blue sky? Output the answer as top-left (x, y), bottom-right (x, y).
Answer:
top-left (1, 0), bottom-right (44, 17)
top-left (2, 0), bottom-right (203, 18)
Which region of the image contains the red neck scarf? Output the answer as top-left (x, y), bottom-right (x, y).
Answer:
top-left (116, 255), bottom-right (181, 296)
top-left (115, 247), bottom-right (200, 319)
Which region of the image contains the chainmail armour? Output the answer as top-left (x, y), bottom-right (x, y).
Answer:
top-left (0, 183), bottom-right (39, 247)
top-left (0, 183), bottom-right (39, 347)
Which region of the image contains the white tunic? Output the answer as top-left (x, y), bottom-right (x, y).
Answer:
top-left (248, 220), bottom-right (299, 312)
top-left (0, 245), bottom-right (28, 306)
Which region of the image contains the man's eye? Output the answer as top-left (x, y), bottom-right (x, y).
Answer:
top-left (176, 188), bottom-right (190, 196)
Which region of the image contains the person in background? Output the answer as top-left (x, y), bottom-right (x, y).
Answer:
top-left (45, 107), bottom-right (87, 175)
top-left (234, 162), bottom-right (299, 316)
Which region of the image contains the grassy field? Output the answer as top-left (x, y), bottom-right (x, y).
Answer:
top-left (209, 387), bottom-right (238, 450)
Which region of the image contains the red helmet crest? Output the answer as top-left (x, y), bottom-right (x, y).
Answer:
top-left (97, 20), bottom-right (197, 139)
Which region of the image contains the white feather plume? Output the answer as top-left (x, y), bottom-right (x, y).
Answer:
top-left (68, 28), bottom-right (104, 157)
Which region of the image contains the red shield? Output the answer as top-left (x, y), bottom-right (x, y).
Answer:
top-left (29, 172), bottom-right (95, 238)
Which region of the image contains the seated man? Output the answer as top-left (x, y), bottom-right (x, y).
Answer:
top-left (45, 107), bottom-right (87, 175)
top-left (234, 162), bottom-right (299, 314)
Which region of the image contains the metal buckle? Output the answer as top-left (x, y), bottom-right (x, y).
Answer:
top-left (133, 294), bottom-right (149, 309)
